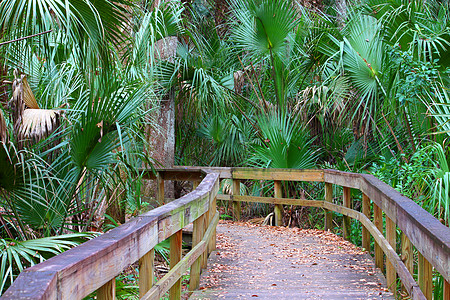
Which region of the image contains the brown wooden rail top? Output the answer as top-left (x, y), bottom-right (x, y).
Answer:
top-left (1, 167), bottom-right (449, 300)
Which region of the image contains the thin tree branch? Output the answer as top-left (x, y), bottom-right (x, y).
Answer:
top-left (0, 30), bottom-right (53, 47)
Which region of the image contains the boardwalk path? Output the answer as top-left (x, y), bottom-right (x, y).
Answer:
top-left (191, 221), bottom-right (394, 300)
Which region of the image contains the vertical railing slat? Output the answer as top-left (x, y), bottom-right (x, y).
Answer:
top-left (157, 172), bottom-right (164, 204)
top-left (169, 230), bottom-right (183, 300)
top-left (362, 193), bottom-right (370, 251)
top-left (418, 252), bottom-right (432, 300)
top-left (386, 216), bottom-right (397, 296)
top-left (232, 179), bottom-right (241, 220)
top-left (189, 214), bottom-right (205, 292)
top-left (139, 249), bottom-right (155, 298)
top-left (274, 180), bottom-right (283, 226)
top-left (97, 278), bottom-right (115, 300)
top-left (343, 187), bottom-right (351, 240)
top-left (324, 183), bottom-right (333, 231)
top-left (373, 203), bottom-right (384, 272)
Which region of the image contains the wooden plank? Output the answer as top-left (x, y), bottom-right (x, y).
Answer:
top-left (324, 183), bottom-right (333, 231)
top-left (201, 209), bottom-right (209, 269)
top-left (324, 169), bottom-right (361, 189)
top-left (386, 216), bottom-right (397, 296)
top-left (141, 169), bottom-right (204, 181)
top-left (232, 179), bottom-right (241, 221)
top-left (362, 193), bottom-right (370, 251)
top-left (323, 202), bottom-right (426, 300)
top-left (231, 195), bottom-right (324, 207)
top-left (401, 233), bottom-right (413, 288)
top-left (189, 214), bottom-right (204, 291)
top-left (373, 202), bottom-right (384, 272)
top-left (343, 187), bottom-right (351, 240)
top-left (274, 180), bottom-right (283, 226)
top-left (169, 230), bottom-right (183, 300)
top-left (173, 166), bottom-right (232, 179)
top-left (418, 252), bottom-right (432, 300)
top-left (208, 196), bottom-right (217, 254)
top-left (139, 249), bottom-right (155, 298)
top-left (193, 180), bottom-right (201, 190)
top-left (231, 168), bottom-right (324, 181)
top-left (97, 278), bottom-right (115, 300)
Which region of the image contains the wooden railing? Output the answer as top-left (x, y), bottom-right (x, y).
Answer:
top-left (2, 167), bottom-right (449, 300)
top-left (177, 167), bottom-right (450, 300)
top-left (2, 169), bottom-right (219, 300)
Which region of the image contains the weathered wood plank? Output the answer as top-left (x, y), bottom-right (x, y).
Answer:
top-left (189, 214), bottom-right (204, 292)
top-left (157, 172), bottom-right (164, 203)
top-left (231, 195), bottom-right (324, 207)
top-left (274, 180), bottom-right (283, 226)
top-left (232, 179), bottom-right (241, 221)
top-left (373, 202), bottom-right (384, 272)
top-left (401, 232), bottom-right (413, 295)
top-left (362, 193), bottom-right (370, 251)
top-left (232, 168), bottom-right (324, 181)
top-left (169, 230), bottom-right (183, 300)
top-left (97, 278), bottom-right (115, 300)
top-left (418, 252), bottom-right (432, 300)
top-left (324, 183), bottom-right (333, 231)
top-left (343, 187), bottom-right (351, 240)
top-left (139, 249), bottom-right (155, 298)
top-left (386, 216), bottom-right (397, 296)
top-left (324, 169), bottom-right (361, 189)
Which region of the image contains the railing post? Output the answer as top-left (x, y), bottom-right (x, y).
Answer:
top-left (274, 180), bottom-right (283, 226)
top-left (362, 193), bottom-right (370, 251)
top-left (232, 179), bottom-right (241, 221)
top-left (202, 209), bottom-right (209, 269)
top-left (343, 187), bottom-right (351, 240)
top-left (324, 183), bottom-right (333, 231)
top-left (193, 180), bottom-right (201, 190)
top-left (386, 216), bottom-right (397, 296)
top-left (189, 214), bottom-right (205, 292)
top-left (401, 232), bottom-right (413, 295)
top-left (157, 172), bottom-right (164, 204)
top-left (208, 196), bottom-right (217, 253)
top-left (139, 249), bottom-right (154, 298)
top-left (169, 230), bottom-right (183, 300)
top-left (373, 203), bottom-right (384, 272)
top-left (418, 252), bottom-right (432, 300)
top-left (97, 278), bottom-right (115, 300)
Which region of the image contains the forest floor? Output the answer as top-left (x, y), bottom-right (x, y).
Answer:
top-left (190, 220), bottom-right (394, 300)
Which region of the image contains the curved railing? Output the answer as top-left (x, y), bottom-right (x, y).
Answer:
top-left (2, 167), bottom-right (449, 300)
top-left (2, 169), bottom-right (219, 300)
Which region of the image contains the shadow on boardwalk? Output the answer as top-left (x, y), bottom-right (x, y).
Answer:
top-left (191, 221), bottom-right (394, 300)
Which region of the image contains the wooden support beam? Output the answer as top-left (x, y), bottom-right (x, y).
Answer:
top-left (274, 180), bottom-right (283, 226)
top-left (97, 278), bottom-right (115, 300)
top-left (189, 214), bottom-right (204, 291)
top-left (324, 183), bottom-right (333, 231)
top-left (343, 187), bottom-right (351, 240)
top-left (156, 172), bottom-right (164, 204)
top-left (418, 252), bottom-right (432, 300)
top-left (386, 216), bottom-right (397, 296)
top-left (201, 210), bottom-right (209, 269)
top-left (373, 203), bottom-right (384, 272)
top-left (139, 249), bottom-right (154, 298)
top-left (169, 230), bottom-right (183, 300)
top-left (362, 193), bottom-right (370, 251)
top-left (232, 179), bottom-right (241, 221)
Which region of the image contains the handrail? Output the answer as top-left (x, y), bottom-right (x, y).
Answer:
top-left (2, 167), bottom-right (449, 299)
top-left (175, 166), bottom-right (450, 299)
top-left (2, 170), bottom-right (219, 299)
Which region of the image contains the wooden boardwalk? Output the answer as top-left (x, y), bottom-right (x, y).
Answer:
top-left (191, 221), bottom-right (394, 300)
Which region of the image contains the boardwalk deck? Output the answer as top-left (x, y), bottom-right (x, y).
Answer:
top-left (191, 221), bottom-right (394, 300)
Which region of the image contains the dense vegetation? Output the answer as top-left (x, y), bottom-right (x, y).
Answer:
top-left (0, 0), bottom-right (449, 297)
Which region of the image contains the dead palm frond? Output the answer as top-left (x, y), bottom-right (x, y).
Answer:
top-left (10, 70), bottom-right (62, 146)
top-left (0, 108), bottom-right (7, 143)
